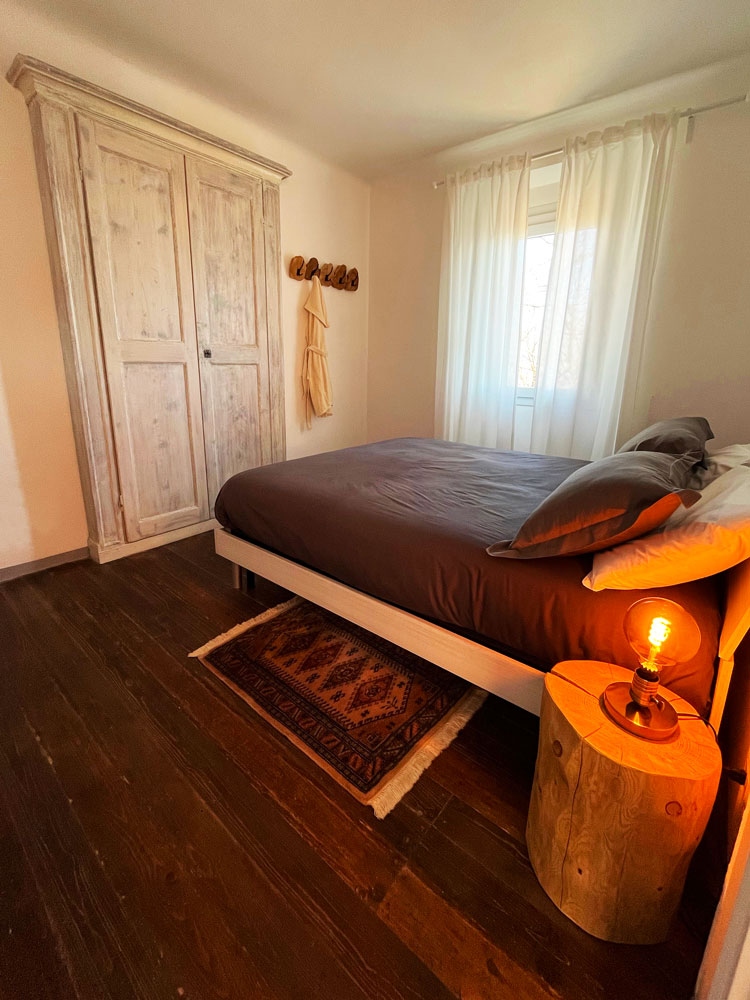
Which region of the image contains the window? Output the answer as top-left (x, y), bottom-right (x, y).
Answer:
top-left (516, 162), bottom-right (561, 401)
top-left (511, 165), bottom-right (561, 451)
top-left (518, 226), bottom-right (555, 392)
top-left (516, 163), bottom-right (562, 406)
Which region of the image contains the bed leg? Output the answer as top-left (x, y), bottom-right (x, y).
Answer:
top-left (231, 563), bottom-right (255, 593)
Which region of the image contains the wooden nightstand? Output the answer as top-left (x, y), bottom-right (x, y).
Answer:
top-left (526, 659), bottom-right (722, 944)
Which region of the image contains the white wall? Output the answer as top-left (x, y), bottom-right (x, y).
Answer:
top-left (0, 1), bottom-right (370, 569)
top-left (367, 55), bottom-right (750, 449)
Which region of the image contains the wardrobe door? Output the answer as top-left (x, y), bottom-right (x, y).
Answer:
top-left (186, 157), bottom-right (273, 509)
top-left (77, 117), bottom-right (209, 540)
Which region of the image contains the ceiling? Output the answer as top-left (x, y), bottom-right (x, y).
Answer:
top-left (19, 0), bottom-right (750, 176)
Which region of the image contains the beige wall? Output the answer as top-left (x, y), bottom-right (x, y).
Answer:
top-left (367, 56), bottom-right (750, 449)
top-left (634, 105), bottom-right (750, 447)
top-left (368, 175), bottom-right (443, 440)
top-left (0, 80), bottom-right (89, 567)
top-left (0, 1), bottom-right (370, 569)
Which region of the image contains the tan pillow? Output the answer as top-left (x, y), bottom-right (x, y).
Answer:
top-left (583, 464), bottom-right (750, 590)
top-left (487, 452), bottom-right (700, 560)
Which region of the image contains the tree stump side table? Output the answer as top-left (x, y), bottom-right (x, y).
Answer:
top-left (526, 660), bottom-right (722, 944)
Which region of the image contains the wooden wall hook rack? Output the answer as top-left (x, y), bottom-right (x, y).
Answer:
top-left (289, 255), bottom-right (359, 291)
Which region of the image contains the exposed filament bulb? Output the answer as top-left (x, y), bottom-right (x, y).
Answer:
top-left (648, 617), bottom-right (672, 650)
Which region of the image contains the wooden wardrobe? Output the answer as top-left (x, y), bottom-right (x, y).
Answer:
top-left (10, 56), bottom-right (289, 562)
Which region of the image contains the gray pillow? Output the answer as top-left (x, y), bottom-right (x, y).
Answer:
top-left (616, 416), bottom-right (713, 463)
top-left (487, 451), bottom-right (701, 560)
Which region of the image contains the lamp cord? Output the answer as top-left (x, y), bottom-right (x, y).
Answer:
top-left (676, 712), bottom-right (718, 744)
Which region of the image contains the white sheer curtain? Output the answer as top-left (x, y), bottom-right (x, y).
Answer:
top-left (435, 156), bottom-right (530, 448)
top-left (530, 113), bottom-right (678, 460)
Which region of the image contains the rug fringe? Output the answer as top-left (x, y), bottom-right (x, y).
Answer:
top-left (189, 597), bottom-right (302, 659)
top-left (368, 687), bottom-right (488, 819)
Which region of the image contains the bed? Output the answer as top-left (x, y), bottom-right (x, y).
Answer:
top-left (214, 438), bottom-right (750, 729)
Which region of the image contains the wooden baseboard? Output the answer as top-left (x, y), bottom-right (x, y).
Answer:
top-left (92, 519), bottom-right (219, 563)
top-left (0, 547), bottom-right (89, 583)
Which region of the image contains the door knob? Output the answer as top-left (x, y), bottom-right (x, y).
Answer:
top-left (203, 348), bottom-right (212, 358)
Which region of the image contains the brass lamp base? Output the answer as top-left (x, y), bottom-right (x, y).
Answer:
top-left (602, 682), bottom-right (680, 741)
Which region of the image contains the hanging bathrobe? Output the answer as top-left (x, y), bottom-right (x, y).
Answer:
top-left (301, 275), bottom-right (333, 428)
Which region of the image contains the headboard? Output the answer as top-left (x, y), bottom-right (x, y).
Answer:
top-left (710, 559), bottom-right (750, 732)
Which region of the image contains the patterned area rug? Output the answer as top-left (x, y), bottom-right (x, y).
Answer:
top-left (191, 598), bottom-right (486, 818)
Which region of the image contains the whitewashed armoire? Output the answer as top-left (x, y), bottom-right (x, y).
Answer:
top-left (10, 56), bottom-right (289, 562)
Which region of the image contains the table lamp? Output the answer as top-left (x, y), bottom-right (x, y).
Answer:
top-left (602, 597), bottom-right (701, 741)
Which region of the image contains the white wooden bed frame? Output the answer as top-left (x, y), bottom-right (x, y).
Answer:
top-left (215, 528), bottom-right (750, 733)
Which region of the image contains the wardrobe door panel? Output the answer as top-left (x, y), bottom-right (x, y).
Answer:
top-left (186, 157), bottom-right (273, 509)
top-left (201, 181), bottom-right (258, 347)
top-left (77, 117), bottom-right (209, 540)
top-left (208, 364), bottom-right (263, 481)
top-left (98, 151), bottom-right (182, 343)
top-left (122, 363), bottom-right (199, 519)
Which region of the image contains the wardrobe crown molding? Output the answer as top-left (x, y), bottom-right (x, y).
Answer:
top-left (7, 53), bottom-right (292, 184)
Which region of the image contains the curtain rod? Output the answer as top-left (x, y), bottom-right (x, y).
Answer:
top-left (431, 93), bottom-right (749, 189)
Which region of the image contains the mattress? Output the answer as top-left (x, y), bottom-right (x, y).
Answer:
top-left (215, 438), bottom-right (722, 713)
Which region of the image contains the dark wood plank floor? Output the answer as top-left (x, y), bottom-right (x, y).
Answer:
top-left (0, 533), bottom-right (713, 1000)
